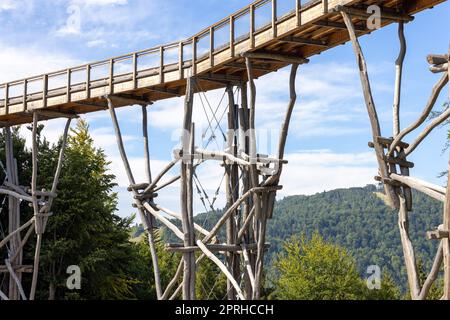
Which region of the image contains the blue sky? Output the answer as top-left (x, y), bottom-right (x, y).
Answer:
top-left (0, 0), bottom-right (449, 219)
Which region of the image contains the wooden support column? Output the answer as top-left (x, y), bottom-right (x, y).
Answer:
top-left (244, 57), bottom-right (264, 300)
top-left (107, 97), bottom-right (165, 300)
top-left (443, 158), bottom-right (450, 299)
top-left (5, 126), bottom-right (21, 300)
top-left (398, 194), bottom-right (421, 299)
top-left (142, 105), bottom-right (163, 300)
top-left (226, 84), bottom-right (240, 300)
top-left (29, 112), bottom-right (43, 301)
top-left (340, 11), bottom-right (399, 209)
top-left (239, 82), bottom-right (254, 299)
top-left (393, 22), bottom-right (406, 137)
top-left (180, 77), bottom-right (196, 300)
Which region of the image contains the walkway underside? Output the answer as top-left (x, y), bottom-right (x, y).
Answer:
top-left (0, 0), bottom-right (445, 126)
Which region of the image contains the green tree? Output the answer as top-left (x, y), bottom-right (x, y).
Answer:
top-left (272, 233), bottom-right (400, 300)
top-left (196, 258), bottom-right (227, 300)
top-left (272, 233), bottom-right (366, 300)
top-left (37, 119), bottom-right (139, 300)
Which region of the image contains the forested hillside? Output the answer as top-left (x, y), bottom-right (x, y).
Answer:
top-left (178, 184), bottom-right (443, 291)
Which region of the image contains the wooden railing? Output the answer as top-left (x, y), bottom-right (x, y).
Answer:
top-left (0, 0), bottom-right (328, 114)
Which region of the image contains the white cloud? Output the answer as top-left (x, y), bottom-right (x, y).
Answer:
top-left (86, 39), bottom-right (107, 47)
top-left (279, 150), bottom-right (377, 196)
top-left (0, 42), bottom-right (80, 84)
top-left (70, 0), bottom-right (128, 6)
top-left (0, 0), bottom-right (17, 11)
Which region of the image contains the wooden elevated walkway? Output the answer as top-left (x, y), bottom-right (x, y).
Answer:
top-left (0, 0), bottom-right (445, 126)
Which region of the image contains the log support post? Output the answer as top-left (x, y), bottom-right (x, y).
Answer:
top-left (1, 114), bottom-right (71, 300)
top-left (180, 77), bottom-right (196, 300)
top-left (341, 8), bottom-right (449, 299)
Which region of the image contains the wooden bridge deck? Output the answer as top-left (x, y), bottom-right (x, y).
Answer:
top-left (0, 0), bottom-right (445, 126)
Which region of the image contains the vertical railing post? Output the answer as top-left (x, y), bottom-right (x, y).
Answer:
top-left (323, 0), bottom-right (328, 14)
top-left (230, 16), bottom-right (235, 58)
top-left (192, 37), bottom-right (197, 76)
top-left (109, 59), bottom-right (114, 94)
top-left (86, 65), bottom-right (91, 99)
top-left (272, 0), bottom-right (277, 38)
top-left (23, 79), bottom-right (28, 111)
top-left (4, 83), bottom-right (9, 115)
top-left (296, 0), bottom-right (302, 27)
top-left (66, 69), bottom-right (71, 103)
top-left (160, 46), bottom-right (164, 84)
top-left (133, 53), bottom-right (138, 90)
top-left (179, 42), bottom-right (184, 80)
top-left (42, 75), bottom-right (48, 109)
top-left (210, 27), bottom-right (214, 67)
top-left (250, 5), bottom-right (255, 49)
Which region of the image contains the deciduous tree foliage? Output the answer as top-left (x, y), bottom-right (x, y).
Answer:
top-left (271, 233), bottom-right (400, 300)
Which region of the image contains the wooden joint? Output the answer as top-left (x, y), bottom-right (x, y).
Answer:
top-left (128, 183), bottom-right (150, 192)
top-left (374, 176), bottom-right (403, 187)
top-left (384, 156), bottom-right (414, 169)
top-left (427, 54), bottom-right (449, 74)
top-left (427, 229), bottom-right (450, 240)
top-left (427, 54), bottom-right (449, 65)
top-left (368, 137), bottom-right (409, 149)
top-left (134, 192), bottom-right (158, 202)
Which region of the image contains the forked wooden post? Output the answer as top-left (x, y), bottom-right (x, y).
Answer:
top-left (340, 10), bottom-right (399, 210)
top-left (339, 6), bottom-right (450, 299)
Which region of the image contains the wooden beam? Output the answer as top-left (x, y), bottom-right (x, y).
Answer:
top-left (225, 62), bottom-right (273, 72)
top-left (108, 94), bottom-right (153, 106)
top-left (147, 87), bottom-right (181, 97)
top-left (198, 73), bottom-right (243, 84)
top-left (165, 243), bottom-right (268, 253)
top-left (31, 110), bottom-right (79, 119)
top-left (242, 51), bottom-right (309, 64)
top-left (0, 265), bottom-right (33, 273)
top-left (390, 173), bottom-right (446, 202)
top-left (313, 20), bottom-right (366, 31)
top-left (280, 36), bottom-right (328, 47)
top-left (73, 101), bottom-right (108, 110)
